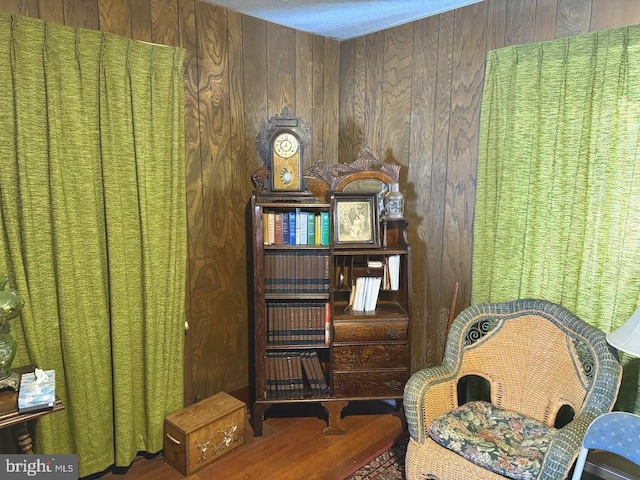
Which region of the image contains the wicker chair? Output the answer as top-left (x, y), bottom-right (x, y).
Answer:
top-left (403, 299), bottom-right (622, 480)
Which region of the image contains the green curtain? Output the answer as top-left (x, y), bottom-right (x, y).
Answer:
top-left (473, 24), bottom-right (640, 414)
top-left (0, 13), bottom-right (186, 476)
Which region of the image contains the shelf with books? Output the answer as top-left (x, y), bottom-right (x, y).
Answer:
top-left (262, 207), bottom-right (331, 247)
top-left (263, 249), bottom-right (330, 297)
top-left (264, 350), bottom-right (330, 400)
top-left (266, 301), bottom-right (330, 347)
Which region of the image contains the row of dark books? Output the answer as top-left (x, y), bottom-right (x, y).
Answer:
top-left (266, 351), bottom-right (329, 399)
top-left (263, 210), bottom-right (330, 246)
top-left (264, 250), bottom-right (330, 294)
top-left (267, 302), bottom-right (330, 345)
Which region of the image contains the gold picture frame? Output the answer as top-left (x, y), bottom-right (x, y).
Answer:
top-left (333, 193), bottom-right (380, 248)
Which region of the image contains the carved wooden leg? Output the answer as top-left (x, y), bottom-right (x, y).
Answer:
top-left (13, 422), bottom-right (33, 454)
top-left (393, 398), bottom-right (408, 432)
top-left (251, 403), bottom-right (271, 437)
top-left (321, 400), bottom-right (348, 435)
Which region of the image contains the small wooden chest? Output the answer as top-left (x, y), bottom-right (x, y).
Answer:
top-left (163, 392), bottom-right (246, 476)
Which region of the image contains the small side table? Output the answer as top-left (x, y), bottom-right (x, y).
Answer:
top-left (0, 368), bottom-right (64, 454)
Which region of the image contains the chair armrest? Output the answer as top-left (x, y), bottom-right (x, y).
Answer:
top-left (539, 412), bottom-right (598, 480)
top-left (403, 364), bottom-right (459, 443)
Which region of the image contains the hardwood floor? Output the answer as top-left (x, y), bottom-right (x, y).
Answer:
top-left (85, 400), bottom-right (406, 480)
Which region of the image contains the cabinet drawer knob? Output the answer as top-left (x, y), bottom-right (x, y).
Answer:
top-left (387, 330), bottom-right (402, 339)
top-left (384, 353), bottom-right (391, 361)
top-left (350, 354), bottom-right (358, 364)
top-left (384, 380), bottom-right (402, 391)
top-left (166, 433), bottom-right (181, 445)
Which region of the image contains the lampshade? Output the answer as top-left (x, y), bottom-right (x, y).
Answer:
top-left (607, 308), bottom-right (640, 357)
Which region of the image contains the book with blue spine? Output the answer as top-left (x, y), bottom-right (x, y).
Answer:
top-left (289, 212), bottom-right (297, 245)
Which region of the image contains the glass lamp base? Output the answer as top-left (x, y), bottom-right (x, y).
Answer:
top-left (0, 370), bottom-right (19, 391)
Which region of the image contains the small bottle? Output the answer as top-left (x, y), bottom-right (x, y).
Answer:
top-left (386, 183), bottom-right (404, 218)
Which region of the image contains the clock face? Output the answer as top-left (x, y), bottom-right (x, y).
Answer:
top-left (273, 132), bottom-right (299, 159)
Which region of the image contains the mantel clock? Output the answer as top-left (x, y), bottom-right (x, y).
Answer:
top-left (256, 107), bottom-right (311, 192)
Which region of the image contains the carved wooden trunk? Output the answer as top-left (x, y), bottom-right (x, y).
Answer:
top-left (163, 392), bottom-right (246, 476)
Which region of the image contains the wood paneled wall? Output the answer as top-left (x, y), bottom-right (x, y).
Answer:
top-left (0, 0), bottom-right (339, 405)
top-left (338, 0), bottom-right (640, 370)
top-left (2, 0), bottom-right (639, 402)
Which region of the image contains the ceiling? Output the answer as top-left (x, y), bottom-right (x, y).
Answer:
top-left (202, 0), bottom-right (483, 41)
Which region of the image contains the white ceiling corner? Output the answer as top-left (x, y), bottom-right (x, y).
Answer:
top-left (202, 0), bottom-right (484, 41)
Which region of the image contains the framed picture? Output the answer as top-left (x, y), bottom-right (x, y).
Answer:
top-left (333, 193), bottom-right (380, 248)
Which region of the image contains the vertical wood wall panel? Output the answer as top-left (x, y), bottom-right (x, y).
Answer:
top-left (363, 31), bottom-right (384, 157)
top-left (62, 0), bottom-right (99, 29)
top-left (504, 0), bottom-right (535, 46)
top-left (150, 0), bottom-right (178, 45)
top-left (338, 39), bottom-right (355, 163)
top-left (266, 24), bottom-right (295, 117)
top-left (590, 0), bottom-right (640, 32)
top-left (294, 32), bottom-right (322, 167)
top-left (430, 11), bottom-right (455, 364)
top-left (241, 15), bottom-right (267, 172)
top-left (486, 0), bottom-right (507, 50)
top-left (381, 23), bottom-right (412, 167)
top-left (177, 0), bottom-right (198, 405)
top-left (0, 0), bottom-right (37, 16)
top-left (130, 0), bottom-right (152, 42)
top-left (351, 36), bottom-right (366, 158)
top-left (98, 0), bottom-right (130, 37)
top-left (407, 15), bottom-right (438, 369)
top-left (311, 34), bottom-right (324, 166)
top-left (196, 2), bottom-right (232, 395)
top-left (444, 1), bottom-right (486, 316)
top-left (37, 0), bottom-right (64, 24)
top-left (226, 9), bottom-right (249, 397)
top-left (322, 38), bottom-right (339, 164)
top-left (556, 0), bottom-right (591, 38)
top-left (534, 0), bottom-right (559, 42)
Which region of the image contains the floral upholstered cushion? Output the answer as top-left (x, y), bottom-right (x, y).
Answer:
top-left (428, 401), bottom-right (557, 479)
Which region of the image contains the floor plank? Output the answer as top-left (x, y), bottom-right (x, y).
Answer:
top-left (85, 400), bottom-right (405, 480)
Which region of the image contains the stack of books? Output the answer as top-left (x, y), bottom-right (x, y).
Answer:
top-left (349, 276), bottom-right (383, 312)
top-left (384, 255), bottom-right (400, 291)
top-left (265, 351), bottom-right (329, 398)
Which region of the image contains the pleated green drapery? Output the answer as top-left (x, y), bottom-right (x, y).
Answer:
top-left (0, 14), bottom-right (186, 476)
top-left (473, 24), bottom-right (640, 414)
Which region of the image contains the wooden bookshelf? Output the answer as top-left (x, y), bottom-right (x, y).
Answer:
top-left (249, 154), bottom-right (411, 436)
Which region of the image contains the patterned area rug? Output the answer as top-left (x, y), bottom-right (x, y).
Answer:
top-left (344, 435), bottom-right (408, 480)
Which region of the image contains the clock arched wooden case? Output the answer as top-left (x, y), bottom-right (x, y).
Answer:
top-left (256, 107), bottom-right (311, 192)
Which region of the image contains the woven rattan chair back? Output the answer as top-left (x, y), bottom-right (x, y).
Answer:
top-left (456, 311), bottom-right (590, 425)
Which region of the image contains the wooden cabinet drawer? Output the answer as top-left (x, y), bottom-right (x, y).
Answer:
top-left (333, 344), bottom-right (408, 370)
top-left (333, 370), bottom-right (409, 398)
top-left (333, 319), bottom-right (407, 342)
